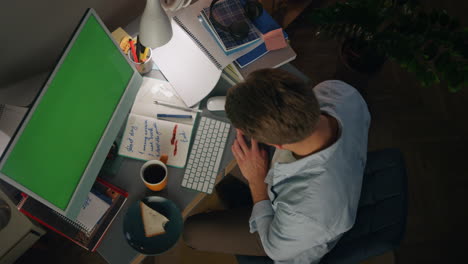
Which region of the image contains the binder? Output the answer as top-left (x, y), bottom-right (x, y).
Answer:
top-left (17, 178), bottom-right (127, 252)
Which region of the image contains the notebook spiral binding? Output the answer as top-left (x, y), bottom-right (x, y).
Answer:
top-left (50, 205), bottom-right (93, 234)
top-left (173, 16), bottom-right (223, 70)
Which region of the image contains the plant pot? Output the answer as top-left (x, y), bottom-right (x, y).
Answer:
top-left (340, 38), bottom-right (386, 75)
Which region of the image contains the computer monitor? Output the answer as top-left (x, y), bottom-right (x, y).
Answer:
top-left (0, 8), bottom-right (142, 219)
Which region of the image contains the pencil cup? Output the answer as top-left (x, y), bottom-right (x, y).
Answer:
top-left (140, 155), bottom-right (168, 191)
top-left (128, 48), bottom-right (154, 75)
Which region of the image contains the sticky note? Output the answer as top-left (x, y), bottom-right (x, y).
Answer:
top-left (262, 29), bottom-right (287, 51)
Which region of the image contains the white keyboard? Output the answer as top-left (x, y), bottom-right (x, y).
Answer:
top-left (181, 117), bottom-right (231, 193)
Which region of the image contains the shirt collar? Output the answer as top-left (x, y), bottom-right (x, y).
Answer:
top-left (265, 109), bottom-right (343, 186)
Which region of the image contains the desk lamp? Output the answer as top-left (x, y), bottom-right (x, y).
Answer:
top-left (139, 0), bottom-right (173, 48)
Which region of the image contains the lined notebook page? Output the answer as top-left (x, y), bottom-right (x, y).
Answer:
top-left (119, 114), bottom-right (193, 168)
top-left (118, 78), bottom-right (196, 168)
top-left (76, 192), bottom-right (110, 233)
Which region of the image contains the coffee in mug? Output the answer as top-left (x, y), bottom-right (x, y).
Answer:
top-left (143, 164), bottom-right (166, 184)
top-left (140, 158), bottom-right (168, 191)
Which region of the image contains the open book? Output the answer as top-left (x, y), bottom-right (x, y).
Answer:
top-left (118, 78), bottom-right (197, 168)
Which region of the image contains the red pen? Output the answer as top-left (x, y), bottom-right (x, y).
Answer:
top-left (129, 40), bottom-right (139, 62)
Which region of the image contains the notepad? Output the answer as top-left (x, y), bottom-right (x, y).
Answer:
top-left (118, 78), bottom-right (197, 168)
top-left (76, 192), bottom-right (110, 232)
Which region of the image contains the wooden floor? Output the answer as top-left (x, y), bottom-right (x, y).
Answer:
top-left (16, 0), bottom-right (468, 263)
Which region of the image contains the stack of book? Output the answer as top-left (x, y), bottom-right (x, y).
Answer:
top-left (198, 0), bottom-right (296, 80)
top-left (17, 178), bottom-right (127, 252)
top-left (199, 0), bottom-right (262, 56)
top-left (235, 0), bottom-right (295, 71)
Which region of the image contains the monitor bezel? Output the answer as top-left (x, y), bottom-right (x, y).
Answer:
top-left (0, 8), bottom-right (142, 219)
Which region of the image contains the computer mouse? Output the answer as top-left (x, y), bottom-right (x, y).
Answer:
top-left (207, 96), bottom-right (226, 112)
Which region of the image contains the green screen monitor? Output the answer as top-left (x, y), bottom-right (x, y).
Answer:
top-left (0, 9), bottom-right (142, 219)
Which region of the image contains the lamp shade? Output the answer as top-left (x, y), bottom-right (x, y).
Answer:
top-left (139, 0), bottom-right (173, 48)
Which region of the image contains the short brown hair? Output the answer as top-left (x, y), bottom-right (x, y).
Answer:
top-left (225, 68), bottom-right (320, 145)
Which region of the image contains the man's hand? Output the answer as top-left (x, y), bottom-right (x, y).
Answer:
top-left (231, 129), bottom-right (269, 203)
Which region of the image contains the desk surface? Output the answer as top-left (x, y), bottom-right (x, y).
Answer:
top-left (97, 63), bottom-right (308, 264)
top-left (96, 70), bottom-right (236, 264)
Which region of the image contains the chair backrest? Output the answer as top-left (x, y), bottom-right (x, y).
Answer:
top-left (321, 148), bottom-right (408, 264)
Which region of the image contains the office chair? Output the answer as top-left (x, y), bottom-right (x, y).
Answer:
top-left (237, 148), bottom-right (408, 264)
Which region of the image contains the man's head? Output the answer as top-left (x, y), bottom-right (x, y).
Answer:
top-left (225, 68), bottom-right (320, 146)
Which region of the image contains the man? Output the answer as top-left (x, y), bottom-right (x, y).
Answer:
top-left (183, 68), bottom-right (370, 263)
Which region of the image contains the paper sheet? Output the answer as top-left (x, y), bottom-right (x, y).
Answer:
top-left (152, 20), bottom-right (221, 107)
top-left (153, 0), bottom-right (263, 107)
top-left (118, 78), bottom-right (195, 168)
top-left (76, 192), bottom-right (110, 233)
top-left (263, 28), bottom-right (287, 51)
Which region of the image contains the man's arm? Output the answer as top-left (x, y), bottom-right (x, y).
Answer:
top-left (231, 130), bottom-right (333, 261)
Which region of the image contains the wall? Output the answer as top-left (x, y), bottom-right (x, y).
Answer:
top-left (0, 0), bottom-right (146, 104)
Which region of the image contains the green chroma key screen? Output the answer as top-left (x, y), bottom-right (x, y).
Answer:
top-left (0, 14), bottom-right (133, 210)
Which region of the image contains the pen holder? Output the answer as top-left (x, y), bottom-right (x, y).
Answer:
top-left (128, 48), bottom-right (154, 75)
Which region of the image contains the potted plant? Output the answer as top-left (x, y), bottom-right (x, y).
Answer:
top-left (306, 0), bottom-right (467, 92)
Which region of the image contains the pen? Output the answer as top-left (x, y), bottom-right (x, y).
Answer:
top-left (135, 36), bottom-right (141, 59)
top-left (154, 100), bottom-right (203, 113)
top-left (157, 114), bottom-right (193, 119)
top-left (129, 39), bottom-right (138, 62)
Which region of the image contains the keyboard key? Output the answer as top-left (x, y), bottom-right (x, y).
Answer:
top-left (203, 182), bottom-right (209, 192)
top-left (214, 150), bottom-right (224, 173)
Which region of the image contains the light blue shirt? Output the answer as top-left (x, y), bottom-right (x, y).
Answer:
top-left (249, 81), bottom-right (371, 264)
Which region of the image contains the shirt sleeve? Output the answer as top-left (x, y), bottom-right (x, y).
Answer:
top-left (249, 202), bottom-right (334, 262)
top-left (313, 80), bottom-right (371, 126)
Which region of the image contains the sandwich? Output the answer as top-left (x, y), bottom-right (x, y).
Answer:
top-left (140, 201), bottom-right (170, 237)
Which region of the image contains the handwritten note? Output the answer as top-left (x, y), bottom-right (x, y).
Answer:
top-left (119, 114), bottom-right (193, 168)
top-left (76, 193), bottom-right (110, 232)
top-left (118, 78), bottom-right (197, 168)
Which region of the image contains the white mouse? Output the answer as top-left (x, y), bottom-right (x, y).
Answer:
top-left (207, 96), bottom-right (227, 112)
